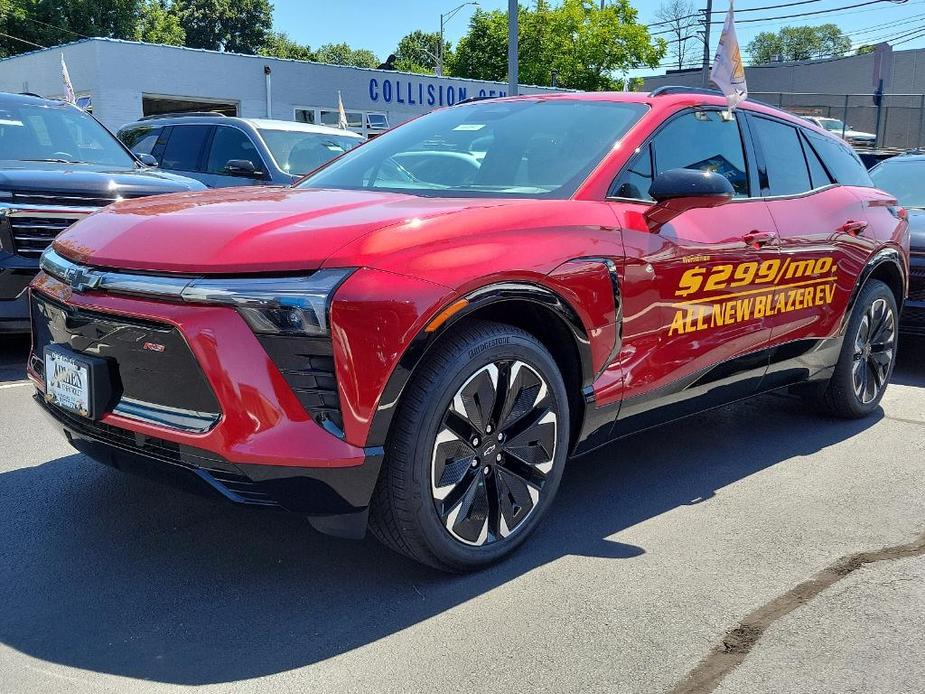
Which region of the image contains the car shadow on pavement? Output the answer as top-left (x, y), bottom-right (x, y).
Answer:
top-left (0, 335), bottom-right (29, 382)
top-left (0, 392), bottom-right (888, 685)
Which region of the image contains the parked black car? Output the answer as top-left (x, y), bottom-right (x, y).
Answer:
top-left (869, 152), bottom-right (925, 335)
top-left (117, 114), bottom-right (364, 188)
top-left (0, 92), bottom-right (205, 333)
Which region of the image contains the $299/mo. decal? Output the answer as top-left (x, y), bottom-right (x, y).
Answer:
top-left (669, 256), bottom-right (837, 336)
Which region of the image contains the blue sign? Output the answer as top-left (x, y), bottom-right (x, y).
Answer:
top-left (369, 78), bottom-right (506, 108)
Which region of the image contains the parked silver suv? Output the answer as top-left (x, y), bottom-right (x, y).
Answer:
top-left (118, 114), bottom-right (364, 188)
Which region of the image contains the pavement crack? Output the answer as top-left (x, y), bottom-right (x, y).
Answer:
top-left (668, 528), bottom-right (925, 694)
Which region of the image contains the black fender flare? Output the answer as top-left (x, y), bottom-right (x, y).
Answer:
top-left (364, 281), bottom-right (595, 448)
top-left (841, 247), bottom-right (907, 333)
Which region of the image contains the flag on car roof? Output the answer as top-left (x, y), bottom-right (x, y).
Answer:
top-left (710, 1), bottom-right (747, 112)
top-left (61, 54), bottom-right (76, 105)
top-left (337, 90), bottom-right (348, 130)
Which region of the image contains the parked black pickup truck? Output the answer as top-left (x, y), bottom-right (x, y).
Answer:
top-left (0, 92), bottom-right (204, 332)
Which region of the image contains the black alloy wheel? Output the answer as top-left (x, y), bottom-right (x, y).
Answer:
top-left (369, 320), bottom-right (570, 572)
top-left (851, 296), bottom-right (896, 405)
top-left (816, 279), bottom-right (898, 418)
top-left (431, 360), bottom-right (557, 546)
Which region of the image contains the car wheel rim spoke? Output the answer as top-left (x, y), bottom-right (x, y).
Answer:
top-left (432, 359), bottom-right (557, 547)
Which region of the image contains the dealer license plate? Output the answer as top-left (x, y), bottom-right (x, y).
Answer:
top-left (44, 349), bottom-right (91, 417)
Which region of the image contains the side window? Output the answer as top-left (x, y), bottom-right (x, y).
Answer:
top-left (207, 127), bottom-right (262, 174)
top-left (751, 117), bottom-right (812, 196)
top-left (161, 125), bottom-right (210, 172)
top-left (804, 131), bottom-right (873, 187)
top-left (610, 143), bottom-right (653, 200)
top-left (800, 131), bottom-right (833, 189)
top-left (120, 126), bottom-right (162, 155)
top-left (610, 111), bottom-right (748, 200)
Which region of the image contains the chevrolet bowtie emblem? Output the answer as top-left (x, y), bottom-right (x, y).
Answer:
top-left (64, 266), bottom-right (101, 293)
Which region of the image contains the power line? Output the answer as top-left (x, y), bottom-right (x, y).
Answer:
top-left (707, 0), bottom-right (911, 25)
top-left (0, 31), bottom-right (45, 49)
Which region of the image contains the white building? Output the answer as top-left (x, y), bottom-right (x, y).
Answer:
top-left (0, 38), bottom-right (559, 135)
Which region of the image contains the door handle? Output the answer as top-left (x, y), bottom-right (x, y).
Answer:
top-left (743, 230), bottom-right (776, 248)
top-left (839, 220), bottom-right (868, 235)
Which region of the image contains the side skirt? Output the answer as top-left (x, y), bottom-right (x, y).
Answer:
top-left (573, 336), bottom-right (843, 457)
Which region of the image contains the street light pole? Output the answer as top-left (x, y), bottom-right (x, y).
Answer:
top-left (508, 0), bottom-right (518, 96)
top-left (438, 2), bottom-right (478, 77)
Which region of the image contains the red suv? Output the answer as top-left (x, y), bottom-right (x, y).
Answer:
top-left (29, 89), bottom-right (909, 571)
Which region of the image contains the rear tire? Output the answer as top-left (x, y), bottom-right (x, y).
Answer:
top-left (368, 320), bottom-right (570, 572)
top-left (815, 279), bottom-right (898, 418)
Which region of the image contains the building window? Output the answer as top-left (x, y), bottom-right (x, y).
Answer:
top-left (295, 107), bottom-right (390, 136)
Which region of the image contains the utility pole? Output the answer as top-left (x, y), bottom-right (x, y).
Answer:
top-left (700, 0), bottom-right (713, 88)
top-left (508, 0), bottom-right (518, 95)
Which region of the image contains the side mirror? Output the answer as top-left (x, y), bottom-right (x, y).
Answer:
top-left (644, 168), bottom-right (735, 231)
top-left (136, 153), bottom-right (158, 167)
top-left (224, 159), bottom-right (261, 177)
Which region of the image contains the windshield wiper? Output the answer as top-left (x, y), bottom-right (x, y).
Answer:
top-left (20, 158), bottom-right (90, 164)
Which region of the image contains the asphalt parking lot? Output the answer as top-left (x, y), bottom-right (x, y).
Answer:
top-left (0, 333), bottom-right (923, 693)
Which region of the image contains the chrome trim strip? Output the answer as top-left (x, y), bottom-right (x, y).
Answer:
top-left (0, 202), bottom-right (98, 216)
top-left (41, 248), bottom-right (193, 298)
top-left (113, 397), bottom-right (220, 433)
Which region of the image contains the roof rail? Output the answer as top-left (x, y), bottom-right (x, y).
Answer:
top-left (648, 85), bottom-right (781, 110)
top-left (138, 111), bottom-right (228, 121)
top-left (649, 86), bottom-right (725, 98)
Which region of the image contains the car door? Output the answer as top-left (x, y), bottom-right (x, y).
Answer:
top-left (605, 107), bottom-right (779, 432)
top-left (747, 115), bottom-right (873, 387)
top-left (198, 125), bottom-right (270, 188)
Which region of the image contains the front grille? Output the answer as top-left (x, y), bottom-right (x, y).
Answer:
top-left (31, 292), bottom-right (222, 425)
top-left (257, 334), bottom-right (344, 435)
top-left (909, 261), bottom-right (925, 302)
top-left (39, 397), bottom-right (279, 507)
top-left (12, 190), bottom-right (128, 208)
top-left (10, 212), bottom-right (87, 256)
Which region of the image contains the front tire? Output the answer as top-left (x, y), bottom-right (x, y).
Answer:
top-left (369, 320), bottom-right (570, 572)
top-left (816, 279), bottom-right (898, 418)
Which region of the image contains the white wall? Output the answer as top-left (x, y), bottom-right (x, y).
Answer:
top-left (0, 39), bottom-right (560, 132)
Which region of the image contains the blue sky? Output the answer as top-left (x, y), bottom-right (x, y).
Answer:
top-left (273, 0), bottom-right (925, 81)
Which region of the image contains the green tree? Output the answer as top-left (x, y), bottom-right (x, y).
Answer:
top-left (856, 44), bottom-right (876, 55)
top-left (315, 42), bottom-right (378, 68)
top-left (450, 0), bottom-right (664, 91)
top-left (0, 0), bottom-right (141, 56)
top-left (394, 30), bottom-right (448, 74)
top-left (259, 30), bottom-right (314, 61)
top-left (746, 24), bottom-right (851, 65)
top-left (174, 0), bottom-right (271, 53)
top-left (134, 0), bottom-right (185, 46)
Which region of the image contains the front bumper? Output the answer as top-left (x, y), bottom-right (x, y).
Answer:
top-left (28, 274), bottom-right (388, 536)
top-left (36, 395), bottom-right (382, 537)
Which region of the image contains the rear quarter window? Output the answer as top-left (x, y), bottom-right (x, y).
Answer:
top-left (804, 130), bottom-right (873, 188)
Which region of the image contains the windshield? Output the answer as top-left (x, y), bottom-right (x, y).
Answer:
top-left (0, 100), bottom-right (135, 166)
top-left (299, 99), bottom-right (648, 198)
top-left (258, 129), bottom-right (361, 176)
top-left (871, 159), bottom-right (925, 208)
top-left (818, 118), bottom-right (846, 132)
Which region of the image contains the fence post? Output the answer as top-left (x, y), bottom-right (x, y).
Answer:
top-left (918, 94), bottom-right (925, 149)
top-left (842, 94), bottom-right (849, 139)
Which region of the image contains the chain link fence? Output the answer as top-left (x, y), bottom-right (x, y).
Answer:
top-left (751, 92), bottom-right (925, 151)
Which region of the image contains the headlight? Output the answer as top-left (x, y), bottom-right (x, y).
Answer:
top-left (180, 270), bottom-right (353, 336)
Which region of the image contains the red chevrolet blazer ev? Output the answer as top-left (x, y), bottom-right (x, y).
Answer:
top-left (29, 89), bottom-right (910, 571)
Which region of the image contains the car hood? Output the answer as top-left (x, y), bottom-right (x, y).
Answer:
top-left (52, 186), bottom-right (517, 274)
top-left (0, 160), bottom-right (204, 196)
top-left (906, 208), bottom-right (925, 252)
